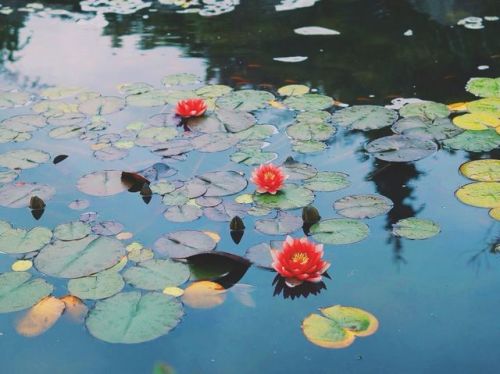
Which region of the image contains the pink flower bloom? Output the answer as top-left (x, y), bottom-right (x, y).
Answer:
top-left (175, 98), bottom-right (207, 118)
top-left (251, 163), bottom-right (287, 194)
top-left (271, 236), bottom-right (330, 287)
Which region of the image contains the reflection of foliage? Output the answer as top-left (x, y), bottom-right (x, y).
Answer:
top-left (467, 229), bottom-right (500, 273)
top-left (272, 273), bottom-right (328, 299)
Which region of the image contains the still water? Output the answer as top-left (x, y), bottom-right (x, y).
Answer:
top-left (0, 1), bottom-right (499, 373)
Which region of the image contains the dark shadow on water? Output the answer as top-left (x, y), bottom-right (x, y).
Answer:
top-left (272, 273), bottom-right (328, 300)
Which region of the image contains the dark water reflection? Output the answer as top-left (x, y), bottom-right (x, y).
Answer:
top-left (0, 1), bottom-right (499, 374)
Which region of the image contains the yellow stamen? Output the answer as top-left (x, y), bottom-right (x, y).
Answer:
top-left (264, 171), bottom-right (276, 181)
top-left (291, 252), bottom-right (309, 265)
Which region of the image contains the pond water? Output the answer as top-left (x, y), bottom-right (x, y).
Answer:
top-left (0, 1), bottom-right (499, 373)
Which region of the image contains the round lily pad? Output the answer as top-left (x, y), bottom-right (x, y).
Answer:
top-left (68, 271), bottom-right (125, 300)
top-left (162, 73), bottom-right (199, 86)
top-left (303, 172), bottom-right (350, 192)
top-left (459, 159), bottom-right (500, 182)
top-left (399, 101), bottom-right (450, 120)
top-left (284, 94), bottom-right (333, 111)
top-left (255, 211), bottom-right (302, 235)
top-left (204, 201), bottom-right (249, 222)
top-left (0, 226), bottom-right (52, 254)
top-left (254, 184), bottom-right (314, 210)
top-left (334, 194), bottom-right (393, 219)
top-left (455, 182), bottom-right (500, 208)
top-left (191, 132), bottom-right (239, 152)
top-left (281, 158), bottom-right (317, 180)
top-left (216, 90), bottom-right (274, 111)
top-left (392, 218), bottom-right (440, 239)
top-left (78, 96), bottom-right (125, 115)
top-left (230, 148), bottom-right (277, 165)
top-left (54, 221), bottom-right (91, 241)
top-left (467, 97), bottom-right (500, 115)
top-left (164, 205), bottom-right (203, 222)
top-left (0, 183), bottom-right (55, 208)
top-left (0, 114), bottom-right (46, 132)
top-left (91, 221), bottom-right (124, 236)
top-left (123, 259), bottom-right (190, 290)
top-left (196, 171), bottom-right (247, 197)
top-left (365, 135), bottom-right (437, 162)
top-left (244, 243), bottom-right (273, 269)
top-left (86, 291), bottom-right (183, 344)
top-left (331, 105), bottom-right (398, 131)
top-left (310, 219), bottom-right (369, 245)
top-left (35, 235), bottom-right (126, 278)
top-left (77, 170), bottom-right (128, 196)
top-left (196, 85), bottom-right (232, 98)
top-left (278, 84), bottom-right (310, 96)
top-left (465, 77), bottom-right (500, 98)
top-left (442, 129), bottom-right (500, 152)
top-left (154, 230), bottom-right (217, 258)
top-left (286, 121), bottom-right (336, 141)
top-left (392, 117), bottom-right (463, 140)
top-left (216, 109), bottom-right (256, 133)
top-left (0, 149), bottom-right (50, 169)
top-left (127, 90), bottom-right (168, 107)
top-left (292, 140), bottom-right (327, 153)
top-left (452, 113), bottom-right (499, 130)
top-left (0, 91), bottom-right (30, 109)
top-left (0, 272), bottom-right (53, 313)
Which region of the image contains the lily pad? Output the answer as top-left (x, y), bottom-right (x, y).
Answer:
top-left (35, 235), bottom-right (126, 278)
top-left (0, 149), bottom-right (50, 169)
top-left (392, 218), bottom-right (440, 239)
top-left (217, 109), bottom-right (256, 133)
top-left (455, 182), bottom-right (500, 208)
top-left (399, 101), bottom-right (450, 120)
top-left (0, 91), bottom-right (30, 109)
top-left (284, 94), bottom-right (333, 111)
top-left (254, 184), bottom-right (315, 210)
top-left (79, 96), bottom-right (125, 115)
top-left (195, 171), bottom-right (247, 197)
top-left (365, 135), bottom-right (438, 162)
top-left (0, 114), bottom-right (46, 132)
top-left (392, 117), bottom-right (463, 141)
top-left (154, 230), bottom-right (217, 258)
top-left (127, 90), bottom-right (168, 107)
top-left (459, 159), bottom-right (500, 182)
top-left (302, 305), bottom-right (379, 349)
top-left (162, 73), bottom-right (199, 86)
top-left (244, 243), bottom-right (273, 269)
top-left (192, 132), bottom-right (239, 152)
top-left (53, 221), bottom-right (91, 241)
top-left (334, 194), bottom-right (393, 219)
top-left (86, 291), bottom-right (183, 344)
top-left (204, 201), bottom-right (249, 222)
top-left (0, 272), bottom-right (53, 313)
top-left (123, 259), bottom-right (190, 290)
top-left (196, 85), bottom-right (233, 98)
top-left (467, 97), bottom-right (500, 115)
top-left (0, 183), bottom-right (55, 208)
top-left (310, 219), bottom-right (369, 245)
top-left (292, 140), bottom-right (327, 153)
top-left (91, 221), bottom-right (124, 236)
top-left (303, 172), bottom-right (350, 192)
top-left (231, 148), bottom-right (277, 165)
top-left (216, 90), bottom-right (274, 111)
top-left (77, 170), bottom-right (128, 196)
top-left (255, 211), bottom-right (302, 235)
top-left (286, 121), bottom-right (336, 141)
top-left (465, 77), bottom-right (500, 97)
top-left (164, 205), bottom-right (203, 222)
top-left (452, 113), bottom-right (499, 130)
top-left (331, 105), bottom-right (398, 131)
top-left (68, 271), bottom-right (125, 300)
top-left (281, 158), bottom-right (317, 180)
top-left (0, 225), bottom-right (52, 254)
top-left (442, 129), bottom-right (500, 152)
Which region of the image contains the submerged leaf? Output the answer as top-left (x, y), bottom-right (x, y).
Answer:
top-left (182, 281), bottom-right (226, 309)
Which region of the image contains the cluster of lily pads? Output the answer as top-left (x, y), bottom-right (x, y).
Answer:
top-left (0, 73), bottom-right (498, 349)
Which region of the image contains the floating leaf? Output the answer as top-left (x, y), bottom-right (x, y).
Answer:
top-left (12, 260), bottom-right (33, 272)
top-left (68, 199), bottom-right (90, 210)
top-left (292, 140), bottom-right (327, 153)
top-left (331, 105), bottom-right (397, 131)
top-left (124, 259), bottom-right (190, 291)
top-left (163, 287), bottom-right (184, 297)
top-left (154, 230), bottom-right (217, 258)
top-left (204, 201), bottom-right (249, 222)
top-left (365, 135), bottom-right (437, 162)
top-left (254, 184), bottom-right (315, 210)
top-left (459, 159), bottom-right (500, 182)
top-left (162, 73), bottom-right (199, 86)
top-left (0, 225), bottom-right (52, 254)
top-left (310, 219), bottom-right (369, 245)
top-left (465, 77), bottom-right (500, 97)
top-left (0, 183), bottom-right (55, 208)
top-left (196, 84), bottom-right (232, 98)
top-left (392, 218), bottom-right (440, 239)
top-left (466, 97), bottom-right (500, 115)
top-left (455, 182), bottom-right (500, 208)
top-left (196, 171), bottom-right (247, 197)
top-left (86, 291), bottom-right (183, 344)
top-left (286, 121), bottom-right (336, 141)
top-left (302, 305), bottom-right (379, 349)
top-left (216, 90), bottom-right (274, 111)
top-left (489, 207), bottom-right (500, 220)
top-left (231, 148), bottom-right (277, 165)
top-left (127, 90), bottom-right (168, 107)
top-left (77, 170), bottom-right (128, 196)
top-left (334, 194), bottom-right (393, 219)
top-left (164, 205), bottom-right (203, 222)
top-left (392, 117), bottom-right (463, 140)
top-left (0, 114), bottom-right (46, 132)
top-left (35, 235), bottom-right (126, 278)
top-left (0, 272), bottom-right (53, 313)
top-left (281, 158), bottom-right (317, 180)
top-left (442, 129), bottom-right (500, 152)
top-left (0, 91), bottom-right (30, 109)
top-left (278, 84), bottom-right (310, 96)
top-left (79, 96), bottom-right (125, 115)
top-left (452, 113), bottom-right (499, 130)
top-left (303, 172), bottom-right (350, 192)
top-left (399, 101), bottom-right (450, 120)
top-left (117, 82), bottom-right (153, 95)
top-left (182, 281), bottom-right (226, 309)
top-left (255, 211), bottom-right (302, 235)
top-left (283, 94), bottom-right (333, 111)
top-left (217, 109), bottom-right (256, 133)
top-left (54, 221), bottom-right (91, 241)
top-left (68, 271), bottom-right (125, 300)
top-left (16, 296), bottom-right (65, 337)
top-left (245, 243), bottom-right (273, 269)
top-left (0, 149), bottom-right (50, 170)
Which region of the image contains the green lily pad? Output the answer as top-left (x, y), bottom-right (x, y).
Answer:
top-left (0, 128), bottom-right (31, 143)
top-left (117, 82), bottom-right (153, 95)
top-left (365, 135), bottom-right (438, 162)
top-left (281, 158), bottom-right (317, 180)
top-left (77, 170), bottom-right (128, 196)
top-left (310, 219), bottom-right (369, 245)
top-left (0, 183), bottom-right (55, 208)
top-left (0, 272), bottom-right (53, 313)
top-left (136, 127), bottom-right (178, 146)
top-left (195, 171), bottom-right (247, 197)
top-left (303, 172), bottom-right (350, 192)
top-left (162, 73), bottom-right (200, 86)
top-left (391, 117), bottom-right (463, 141)
top-left (465, 77), bottom-right (500, 97)
top-left (331, 105), bottom-right (398, 131)
top-left (254, 184), bottom-right (315, 210)
top-left (154, 230), bottom-right (217, 258)
top-left (455, 182), bottom-right (500, 208)
top-left (164, 205), bottom-right (203, 222)
top-left (127, 90), bottom-right (169, 107)
top-left (187, 116), bottom-right (224, 133)
top-left (0, 169), bottom-right (19, 185)
top-left (68, 271), bottom-right (125, 300)
top-left (0, 91), bottom-right (30, 109)
top-left (467, 97), bottom-right (500, 115)
top-left (399, 101), bottom-right (450, 120)
top-left (35, 235), bottom-right (126, 278)
top-left (124, 259), bottom-right (190, 290)
top-left (86, 291), bottom-right (183, 344)
top-left (231, 148), bottom-right (277, 165)
top-left (284, 94), bottom-right (333, 111)
top-left (41, 86), bottom-right (83, 99)
top-left (235, 124), bottom-right (278, 141)
top-left (192, 132), bottom-right (239, 152)
top-left (150, 180), bottom-right (176, 195)
top-left (0, 114), bottom-right (46, 132)
top-left (255, 211), bottom-right (302, 235)
top-left (54, 221), bottom-right (91, 241)
top-left (442, 129), bottom-right (500, 152)
top-left (334, 194), bottom-right (393, 219)
top-left (392, 218), bottom-right (440, 239)
top-left (79, 96), bottom-right (125, 115)
top-left (302, 305), bottom-right (379, 349)
top-left (216, 90), bottom-right (275, 111)
top-left (0, 149), bottom-right (50, 169)
top-left (459, 159), bottom-right (500, 182)
top-left (48, 125), bottom-right (85, 139)
top-left (217, 109), bottom-right (256, 133)
top-left (286, 121), bottom-right (336, 141)
top-left (244, 242), bottom-right (273, 269)
top-left (0, 225), bottom-right (52, 254)
top-left (278, 84), bottom-right (310, 96)
top-left (196, 84), bottom-right (233, 98)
